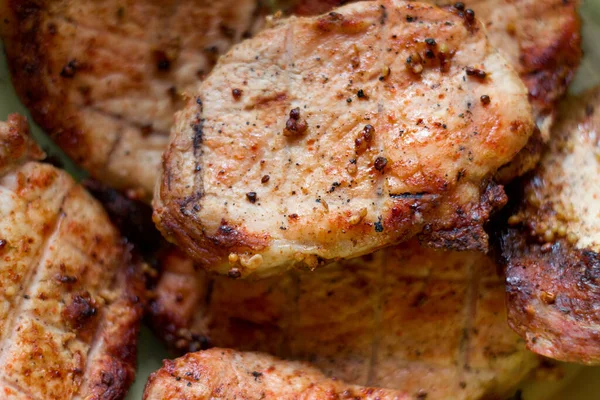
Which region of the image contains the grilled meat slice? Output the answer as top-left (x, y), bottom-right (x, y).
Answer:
top-left (499, 87), bottom-right (600, 365)
top-left (149, 243), bottom-right (538, 400)
top-left (291, 0), bottom-right (582, 142)
top-left (0, 0), bottom-right (263, 200)
top-left (154, 0), bottom-right (534, 278)
top-left (0, 114), bottom-right (145, 399)
top-left (143, 349), bottom-right (408, 400)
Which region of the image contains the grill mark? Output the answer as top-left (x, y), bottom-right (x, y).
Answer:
top-left (71, 252), bottom-right (128, 400)
top-left (280, 271), bottom-right (301, 358)
top-left (0, 203), bottom-right (69, 396)
top-left (0, 183), bottom-right (71, 366)
top-left (458, 256), bottom-right (479, 381)
top-left (366, 250), bottom-right (385, 386)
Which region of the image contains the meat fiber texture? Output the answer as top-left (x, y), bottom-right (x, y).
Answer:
top-left (0, 114), bottom-right (145, 399)
top-left (154, 0), bottom-right (535, 278)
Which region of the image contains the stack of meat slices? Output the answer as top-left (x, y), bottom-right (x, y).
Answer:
top-left (0, 115), bottom-right (145, 399)
top-left (0, 0), bottom-right (595, 399)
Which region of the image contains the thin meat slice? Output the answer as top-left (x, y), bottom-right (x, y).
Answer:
top-left (154, 0), bottom-right (535, 277)
top-left (0, 0), bottom-right (263, 200)
top-left (0, 114), bottom-right (145, 399)
top-left (149, 243), bottom-right (538, 399)
top-left (143, 349), bottom-right (408, 400)
top-left (499, 87), bottom-right (600, 364)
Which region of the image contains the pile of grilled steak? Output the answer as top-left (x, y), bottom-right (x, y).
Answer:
top-left (0, 0), bottom-right (596, 399)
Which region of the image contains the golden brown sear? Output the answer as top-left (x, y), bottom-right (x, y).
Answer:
top-left (143, 349), bottom-right (408, 400)
top-left (149, 243), bottom-right (538, 400)
top-left (499, 87), bottom-right (600, 365)
top-left (0, 115), bottom-right (145, 399)
top-left (291, 0), bottom-right (582, 139)
top-left (154, 0), bottom-right (535, 277)
top-left (0, 0), bottom-right (263, 200)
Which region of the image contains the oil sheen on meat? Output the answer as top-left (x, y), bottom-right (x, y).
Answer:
top-left (154, 0), bottom-right (535, 277)
top-left (149, 243), bottom-right (538, 400)
top-left (0, 115), bottom-right (145, 399)
top-left (499, 87), bottom-right (600, 365)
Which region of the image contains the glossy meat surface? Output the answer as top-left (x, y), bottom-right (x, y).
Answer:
top-left (290, 0), bottom-right (582, 140)
top-left (0, 0), bottom-right (262, 200)
top-left (149, 243), bottom-right (538, 399)
top-left (0, 115), bottom-right (145, 399)
top-left (143, 349), bottom-right (408, 400)
top-left (154, 0), bottom-right (534, 277)
top-left (499, 87), bottom-right (600, 364)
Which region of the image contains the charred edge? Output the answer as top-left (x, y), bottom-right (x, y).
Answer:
top-left (83, 179), bottom-right (162, 257)
top-left (192, 118), bottom-right (205, 156)
top-left (179, 192), bottom-right (204, 217)
top-left (390, 192), bottom-right (430, 199)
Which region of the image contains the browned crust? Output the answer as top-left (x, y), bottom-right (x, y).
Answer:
top-left (0, 2), bottom-right (97, 173)
top-left (0, 114), bottom-right (45, 174)
top-left (81, 249), bottom-right (146, 400)
top-left (519, 1), bottom-right (582, 127)
top-left (497, 88), bottom-right (600, 364)
top-left (143, 349), bottom-right (406, 400)
top-left (499, 228), bottom-right (600, 365)
top-left (292, 0), bottom-right (582, 137)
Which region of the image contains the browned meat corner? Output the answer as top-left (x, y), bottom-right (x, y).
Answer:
top-left (0, 114), bottom-right (145, 399)
top-left (149, 243), bottom-right (538, 400)
top-left (499, 87), bottom-right (600, 365)
top-left (0, 0), bottom-right (264, 201)
top-left (143, 349), bottom-right (408, 400)
top-left (154, 0), bottom-right (535, 277)
top-left (291, 0), bottom-right (582, 142)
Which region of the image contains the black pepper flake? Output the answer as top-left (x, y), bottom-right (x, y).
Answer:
top-left (406, 15), bottom-right (414, 22)
top-left (374, 217), bottom-right (384, 232)
top-left (374, 156), bottom-right (388, 171)
top-left (480, 95), bottom-right (491, 105)
top-left (425, 38), bottom-right (436, 46)
top-left (252, 371), bottom-right (263, 380)
top-left (465, 9), bottom-right (475, 22)
top-left (246, 192), bottom-right (257, 203)
top-left (261, 175), bottom-right (270, 183)
top-left (346, 98), bottom-right (353, 103)
top-left (232, 88), bottom-right (243, 99)
top-left (284, 107), bottom-right (308, 136)
top-left (60, 60), bottom-right (79, 78)
top-left (228, 268), bottom-right (241, 279)
top-left (425, 49), bottom-right (435, 59)
top-left (454, 2), bottom-right (465, 10)
top-left (465, 67), bottom-right (487, 79)
top-left (357, 89), bottom-right (366, 98)
top-left (328, 181), bottom-right (341, 193)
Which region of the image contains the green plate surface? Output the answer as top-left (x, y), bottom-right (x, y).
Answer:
top-left (0, 1), bottom-right (599, 398)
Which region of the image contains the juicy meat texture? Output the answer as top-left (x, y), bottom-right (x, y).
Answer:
top-left (149, 243), bottom-right (538, 399)
top-left (499, 87), bottom-right (600, 364)
top-left (0, 0), bottom-right (263, 200)
top-left (154, 0), bottom-right (535, 277)
top-left (0, 115), bottom-right (145, 399)
top-left (291, 0), bottom-right (582, 140)
top-left (143, 349), bottom-right (408, 400)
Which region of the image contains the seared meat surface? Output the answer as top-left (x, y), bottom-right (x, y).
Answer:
top-left (143, 349), bottom-right (408, 400)
top-left (0, 115), bottom-right (145, 399)
top-left (154, 0), bottom-right (535, 277)
top-left (149, 243), bottom-right (538, 399)
top-left (499, 87), bottom-right (600, 365)
top-left (0, 0), bottom-right (263, 200)
top-left (291, 0), bottom-right (582, 140)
